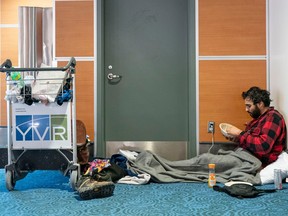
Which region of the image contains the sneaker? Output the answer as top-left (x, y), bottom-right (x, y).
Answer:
top-left (91, 171), bottom-right (112, 182)
top-left (76, 177), bottom-right (115, 200)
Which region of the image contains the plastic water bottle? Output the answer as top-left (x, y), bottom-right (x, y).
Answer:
top-left (208, 163), bottom-right (216, 188)
top-left (11, 72), bottom-right (21, 81)
top-left (10, 71), bottom-right (24, 88)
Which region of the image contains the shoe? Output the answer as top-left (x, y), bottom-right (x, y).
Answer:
top-left (76, 177), bottom-right (115, 200)
top-left (91, 171), bottom-right (112, 182)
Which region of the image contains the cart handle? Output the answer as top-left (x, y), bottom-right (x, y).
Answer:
top-left (0, 59), bottom-right (12, 69)
top-left (0, 57), bottom-right (76, 73)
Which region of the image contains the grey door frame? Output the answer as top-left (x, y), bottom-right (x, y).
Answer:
top-left (95, 0), bottom-right (197, 159)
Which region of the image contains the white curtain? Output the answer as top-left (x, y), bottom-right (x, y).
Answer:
top-left (18, 6), bottom-right (53, 68)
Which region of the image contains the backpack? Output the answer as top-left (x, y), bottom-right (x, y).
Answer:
top-left (213, 181), bottom-right (276, 199)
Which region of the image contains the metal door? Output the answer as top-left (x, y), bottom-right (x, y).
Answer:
top-left (97, 0), bottom-right (196, 160)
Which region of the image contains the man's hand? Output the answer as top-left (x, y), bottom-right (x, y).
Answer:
top-left (226, 125), bottom-right (242, 137)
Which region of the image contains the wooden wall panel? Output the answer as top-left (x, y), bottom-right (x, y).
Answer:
top-left (199, 60), bottom-right (266, 142)
top-left (55, 0), bottom-right (95, 139)
top-left (57, 60), bottom-right (94, 140)
top-left (199, 0), bottom-right (266, 55)
top-left (0, 28), bottom-right (18, 125)
top-left (55, 0), bottom-right (94, 57)
top-left (0, 74), bottom-right (8, 126)
top-left (1, 28), bottom-right (18, 66)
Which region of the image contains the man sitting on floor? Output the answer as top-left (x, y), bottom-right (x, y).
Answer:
top-left (224, 86), bottom-right (287, 184)
top-left (225, 86), bottom-right (287, 168)
top-left (123, 87), bottom-right (287, 185)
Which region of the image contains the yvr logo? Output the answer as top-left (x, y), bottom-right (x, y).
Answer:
top-left (15, 114), bottom-right (68, 141)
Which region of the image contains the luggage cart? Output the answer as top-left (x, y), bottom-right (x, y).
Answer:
top-left (0, 57), bottom-right (80, 191)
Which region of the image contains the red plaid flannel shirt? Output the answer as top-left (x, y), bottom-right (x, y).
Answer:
top-left (238, 107), bottom-right (287, 167)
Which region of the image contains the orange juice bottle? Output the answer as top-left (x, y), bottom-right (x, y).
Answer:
top-left (208, 163), bottom-right (216, 187)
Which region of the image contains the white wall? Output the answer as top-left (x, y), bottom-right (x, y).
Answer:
top-left (269, 0), bottom-right (288, 128)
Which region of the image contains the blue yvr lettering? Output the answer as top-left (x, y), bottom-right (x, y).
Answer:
top-left (15, 115), bottom-right (68, 141)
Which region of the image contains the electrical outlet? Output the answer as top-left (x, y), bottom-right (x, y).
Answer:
top-left (207, 121), bottom-right (215, 133)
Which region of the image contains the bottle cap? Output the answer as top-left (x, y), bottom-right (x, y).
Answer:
top-left (208, 163), bottom-right (215, 168)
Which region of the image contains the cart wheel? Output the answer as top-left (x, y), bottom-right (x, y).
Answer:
top-left (5, 170), bottom-right (15, 191)
top-left (70, 170), bottom-right (78, 191)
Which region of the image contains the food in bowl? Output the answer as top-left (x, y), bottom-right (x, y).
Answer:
top-left (219, 123), bottom-right (235, 138)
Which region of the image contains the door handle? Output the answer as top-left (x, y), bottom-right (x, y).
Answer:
top-left (107, 73), bottom-right (122, 80)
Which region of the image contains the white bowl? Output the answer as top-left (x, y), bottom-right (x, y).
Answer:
top-left (219, 123), bottom-right (235, 138)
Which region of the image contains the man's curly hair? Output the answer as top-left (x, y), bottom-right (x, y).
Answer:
top-left (242, 86), bottom-right (272, 107)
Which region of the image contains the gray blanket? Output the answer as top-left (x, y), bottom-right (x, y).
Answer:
top-left (129, 148), bottom-right (262, 185)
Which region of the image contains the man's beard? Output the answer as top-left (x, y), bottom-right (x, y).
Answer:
top-left (250, 106), bottom-right (261, 119)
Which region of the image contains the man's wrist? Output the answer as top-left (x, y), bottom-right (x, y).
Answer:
top-left (239, 131), bottom-right (245, 136)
